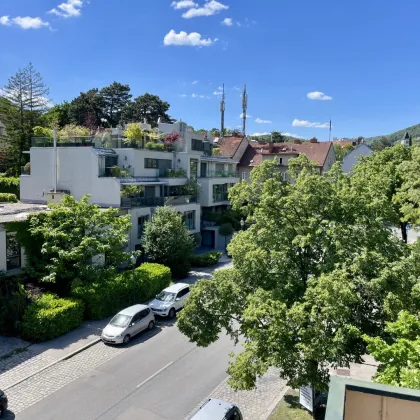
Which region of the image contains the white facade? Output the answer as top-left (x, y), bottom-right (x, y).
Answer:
top-left (20, 121), bottom-right (242, 251)
top-left (341, 144), bottom-right (373, 174)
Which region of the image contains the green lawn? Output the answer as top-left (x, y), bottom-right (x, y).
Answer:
top-left (268, 390), bottom-right (313, 420)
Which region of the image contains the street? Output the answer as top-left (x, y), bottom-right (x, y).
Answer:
top-left (10, 318), bottom-right (239, 420)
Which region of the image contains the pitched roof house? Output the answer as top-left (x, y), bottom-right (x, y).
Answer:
top-left (238, 138), bottom-right (336, 180)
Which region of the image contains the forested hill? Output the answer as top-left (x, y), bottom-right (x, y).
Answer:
top-left (365, 123), bottom-right (420, 144)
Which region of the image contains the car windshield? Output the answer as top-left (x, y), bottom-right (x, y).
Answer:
top-left (156, 291), bottom-right (176, 302)
top-left (109, 314), bottom-right (131, 328)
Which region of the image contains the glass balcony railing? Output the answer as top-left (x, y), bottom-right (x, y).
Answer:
top-left (212, 193), bottom-right (229, 202)
top-left (21, 165), bottom-right (31, 175)
top-left (121, 195), bottom-right (197, 208)
top-left (200, 171), bottom-right (238, 178)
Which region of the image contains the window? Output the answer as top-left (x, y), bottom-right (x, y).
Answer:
top-left (6, 232), bottom-right (21, 271)
top-left (131, 312), bottom-right (142, 324)
top-left (190, 159), bottom-right (198, 179)
top-left (184, 210), bottom-right (196, 230)
top-left (177, 287), bottom-right (190, 298)
top-left (241, 172), bottom-right (249, 180)
top-left (192, 139), bottom-right (204, 151)
top-left (279, 158), bottom-right (283, 165)
top-left (213, 184), bottom-right (228, 202)
top-left (145, 158), bottom-right (157, 168)
top-left (215, 163), bottom-right (224, 176)
top-left (137, 215), bottom-right (149, 238)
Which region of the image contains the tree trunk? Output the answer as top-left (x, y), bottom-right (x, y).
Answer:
top-left (400, 222), bottom-right (408, 244)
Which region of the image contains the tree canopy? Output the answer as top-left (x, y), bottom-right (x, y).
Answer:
top-left (178, 156), bottom-right (406, 391)
top-left (100, 82), bottom-right (132, 127)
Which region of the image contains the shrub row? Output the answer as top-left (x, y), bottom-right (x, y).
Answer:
top-left (0, 177), bottom-right (20, 195)
top-left (0, 275), bottom-right (27, 335)
top-left (0, 193), bottom-right (18, 203)
top-left (71, 263), bottom-right (171, 320)
top-left (190, 251), bottom-right (222, 267)
top-left (21, 294), bottom-right (84, 342)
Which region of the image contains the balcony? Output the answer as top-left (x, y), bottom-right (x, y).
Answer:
top-left (200, 171), bottom-right (239, 178)
top-left (212, 193), bottom-right (229, 203)
top-left (32, 137), bottom-right (95, 147)
top-left (121, 195), bottom-right (196, 209)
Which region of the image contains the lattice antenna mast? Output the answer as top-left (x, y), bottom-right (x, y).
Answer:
top-left (220, 84), bottom-right (225, 138)
top-left (242, 84), bottom-right (248, 135)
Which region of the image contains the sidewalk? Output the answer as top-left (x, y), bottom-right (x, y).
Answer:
top-left (0, 258), bottom-right (232, 391)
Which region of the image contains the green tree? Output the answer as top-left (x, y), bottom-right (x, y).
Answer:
top-left (350, 145), bottom-right (411, 242)
top-left (178, 157), bottom-right (404, 391)
top-left (334, 143), bottom-right (354, 161)
top-left (122, 93), bottom-right (170, 127)
top-left (69, 88), bottom-right (105, 128)
top-left (371, 136), bottom-right (392, 151)
top-left (271, 131), bottom-right (284, 143)
top-left (28, 195), bottom-right (131, 295)
top-left (124, 123), bottom-right (144, 144)
top-left (219, 223), bottom-right (234, 251)
top-left (364, 311), bottom-right (420, 389)
top-left (40, 102), bottom-right (71, 128)
top-left (0, 63), bottom-right (49, 172)
top-left (100, 82), bottom-right (132, 127)
top-left (142, 206), bottom-right (194, 278)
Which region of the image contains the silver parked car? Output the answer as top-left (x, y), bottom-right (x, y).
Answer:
top-left (189, 398), bottom-right (243, 420)
top-left (149, 283), bottom-right (190, 318)
top-left (101, 304), bottom-right (155, 344)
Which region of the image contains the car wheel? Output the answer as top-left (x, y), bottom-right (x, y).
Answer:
top-left (123, 334), bottom-right (130, 344)
top-left (169, 308), bottom-right (176, 319)
top-left (0, 405), bottom-right (4, 418)
top-left (148, 320), bottom-right (155, 330)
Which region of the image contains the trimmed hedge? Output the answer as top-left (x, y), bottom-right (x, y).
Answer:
top-left (21, 294), bottom-right (84, 342)
top-left (190, 251), bottom-right (222, 267)
top-left (71, 263), bottom-right (171, 320)
top-left (0, 193), bottom-right (18, 203)
top-left (0, 177), bottom-right (19, 196)
top-left (0, 275), bottom-right (27, 335)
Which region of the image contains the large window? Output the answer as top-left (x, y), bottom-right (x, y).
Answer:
top-left (241, 172), bottom-right (249, 180)
top-left (137, 215), bottom-right (150, 238)
top-left (6, 232), bottom-right (21, 270)
top-left (191, 139), bottom-right (204, 151)
top-left (190, 159), bottom-right (198, 179)
top-left (184, 211), bottom-right (196, 230)
top-left (145, 158), bottom-right (157, 169)
top-left (213, 184), bottom-right (228, 202)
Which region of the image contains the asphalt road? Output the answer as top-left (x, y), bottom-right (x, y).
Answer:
top-left (15, 317), bottom-right (240, 420)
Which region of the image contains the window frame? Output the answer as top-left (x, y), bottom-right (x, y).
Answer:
top-left (145, 158), bottom-right (157, 169)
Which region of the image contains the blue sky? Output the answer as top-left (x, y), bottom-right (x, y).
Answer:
top-left (1, 0), bottom-right (419, 140)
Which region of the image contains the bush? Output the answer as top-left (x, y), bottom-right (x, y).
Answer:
top-left (0, 193), bottom-right (18, 203)
top-left (154, 143), bottom-right (165, 151)
top-left (0, 177), bottom-right (19, 195)
top-left (71, 263), bottom-right (171, 320)
top-left (0, 275), bottom-right (28, 335)
top-left (21, 294), bottom-right (84, 342)
top-left (190, 251), bottom-right (222, 267)
top-left (145, 142), bottom-right (155, 150)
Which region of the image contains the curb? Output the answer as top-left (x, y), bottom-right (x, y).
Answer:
top-left (260, 385), bottom-right (290, 420)
top-left (4, 337), bottom-right (101, 391)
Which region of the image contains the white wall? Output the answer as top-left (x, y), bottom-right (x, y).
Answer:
top-left (322, 144), bottom-right (337, 173)
top-left (199, 178), bottom-right (238, 207)
top-left (342, 144), bottom-right (373, 174)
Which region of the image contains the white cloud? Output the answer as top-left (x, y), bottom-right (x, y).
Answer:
top-left (251, 131), bottom-right (301, 138)
top-left (49, 0), bottom-right (83, 18)
top-left (192, 80), bottom-right (199, 84)
top-left (0, 16), bottom-right (11, 26)
top-left (222, 17), bottom-right (233, 26)
top-left (182, 0), bottom-right (229, 19)
top-left (171, 0), bottom-right (198, 9)
top-left (307, 91), bottom-right (332, 101)
top-left (192, 93), bottom-right (206, 98)
top-left (239, 113), bottom-right (252, 119)
top-left (255, 118), bottom-right (272, 124)
top-left (1, 16), bottom-right (51, 29)
top-left (163, 30), bottom-right (215, 47)
top-left (251, 132), bottom-right (270, 136)
top-left (292, 119), bottom-right (329, 128)
top-left (180, 94), bottom-right (188, 97)
top-left (213, 86), bottom-right (224, 96)
top-left (283, 132), bottom-right (300, 138)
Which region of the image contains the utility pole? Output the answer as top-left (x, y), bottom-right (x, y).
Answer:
top-left (329, 119), bottom-right (332, 142)
top-left (220, 84), bottom-right (225, 138)
top-left (242, 84), bottom-right (248, 135)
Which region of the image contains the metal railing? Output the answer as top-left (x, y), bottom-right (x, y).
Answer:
top-left (32, 136), bottom-right (95, 147)
top-left (121, 195), bottom-right (196, 208)
top-left (200, 171), bottom-right (238, 178)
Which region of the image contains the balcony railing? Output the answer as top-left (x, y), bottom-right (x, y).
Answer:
top-left (32, 137), bottom-right (95, 147)
top-left (212, 193), bottom-right (229, 202)
top-left (200, 171), bottom-right (238, 178)
top-left (99, 167), bottom-right (134, 178)
top-left (121, 195), bottom-right (196, 208)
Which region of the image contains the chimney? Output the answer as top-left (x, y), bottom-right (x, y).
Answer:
top-left (294, 139), bottom-right (302, 145)
top-left (309, 138), bottom-right (318, 144)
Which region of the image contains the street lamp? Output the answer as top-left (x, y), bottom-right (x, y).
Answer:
top-left (240, 218), bottom-right (245, 230)
top-left (130, 254), bottom-right (136, 304)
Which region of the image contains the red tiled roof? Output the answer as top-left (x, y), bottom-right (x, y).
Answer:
top-left (217, 135), bottom-right (245, 158)
top-left (240, 141), bottom-right (333, 167)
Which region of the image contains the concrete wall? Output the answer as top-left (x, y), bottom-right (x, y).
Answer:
top-left (342, 144), bottom-right (373, 174)
top-left (322, 144), bottom-right (337, 173)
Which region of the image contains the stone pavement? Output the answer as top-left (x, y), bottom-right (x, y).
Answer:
top-left (185, 368), bottom-right (288, 420)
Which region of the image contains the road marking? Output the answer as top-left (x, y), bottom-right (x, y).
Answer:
top-left (136, 361), bottom-right (174, 388)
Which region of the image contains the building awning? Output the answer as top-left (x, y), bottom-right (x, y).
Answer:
top-left (200, 156), bottom-right (235, 163)
top-left (118, 177), bottom-right (167, 186)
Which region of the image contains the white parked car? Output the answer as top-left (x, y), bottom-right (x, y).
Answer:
top-left (101, 304), bottom-right (155, 344)
top-left (149, 283), bottom-right (190, 318)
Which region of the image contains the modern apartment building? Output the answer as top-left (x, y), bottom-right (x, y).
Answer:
top-left (20, 121), bottom-right (241, 251)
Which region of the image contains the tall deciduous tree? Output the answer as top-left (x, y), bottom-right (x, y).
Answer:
top-left (371, 136), bottom-right (392, 151)
top-left (100, 82), bottom-right (132, 127)
top-left (142, 206), bottom-right (194, 278)
top-left (177, 157), bottom-right (405, 391)
top-left (28, 195), bottom-right (131, 295)
top-left (41, 102), bottom-right (71, 128)
top-left (122, 93), bottom-right (171, 127)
